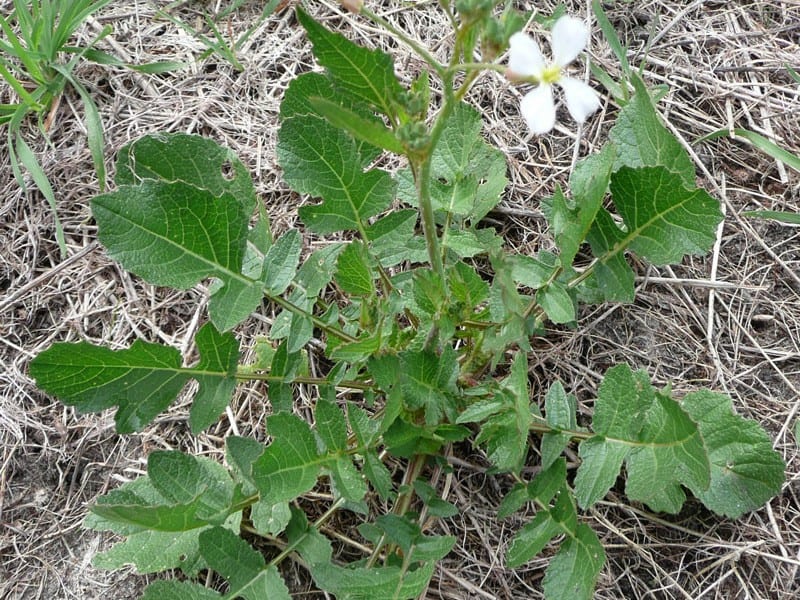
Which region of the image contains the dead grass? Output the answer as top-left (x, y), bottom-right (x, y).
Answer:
top-left (1, 0), bottom-right (799, 598)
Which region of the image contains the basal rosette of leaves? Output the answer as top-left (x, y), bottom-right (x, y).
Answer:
top-left (29, 5), bottom-right (785, 600)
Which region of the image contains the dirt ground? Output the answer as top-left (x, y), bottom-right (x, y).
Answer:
top-left (1, 1), bottom-right (799, 598)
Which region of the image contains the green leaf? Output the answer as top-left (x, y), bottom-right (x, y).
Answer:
top-left (541, 524), bottom-right (606, 600)
top-left (336, 240), bottom-right (376, 296)
top-left (311, 562), bottom-right (436, 600)
top-left (329, 456), bottom-right (368, 502)
top-left (506, 511), bottom-right (563, 569)
top-left (448, 260), bottom-right (489, 311)
top-left (475, 354), bottom-right (533, 472)
top-left (265, 341), bottom-right (300, 412)
top-left (252, 413), bottom-right (323, 504)
top-left (89, 496), bottom-right (208, 533)
top-left (591, 365), bottom-right (653, 439)
top-left (148, 452), bottom-right (234, 520)
top-left (30, 324), bottom-right (238, 433)
top-left (226, 435), bottom-right (264, 495)
top-left (624, 395), bottom-right (710, 512)
top-left (681, 391), bottom-right (785, 518)
top-left (509, 252), bottom-right (559, 290)
top-left (365, 209), bottom-right (418, 267)
top-left (547, 144), bottom-right (615, 267)
top-left (286, 507), bottom-right (334, 566)
top-left (413, 480), bottom-right (459, 518)
top-left (279, 72), bottom-right (381, 165)
top-left (279, 115), bottom-right (395, 234)
top-left (315, 398), bottom-right (349, 452)
top-left (141, 580), bottom-right (223, 600)
top-left (584, 208), bottom-right (636, 303)
top-left (542, 382), bottom-right (577, 469)
top-left (363, 451), bottom-right (394, 500)
top-left (442, 228), bottom-right (503, 258)
top-left (199, 527), bottom-right (291, 600)
top-left (529, 458), bottom-right (569, 506)
top-left (609, 166), bottom-right (723, 265)
top-left (329, 333), bottom-right (382, 363)
top-left (309, 96), bottom-right (404, 154)
top-left (574, 436), bottom-right (628, 509)
top-left (296, 7), bottom-right (402, 119)
top-left (115, 133), bottom-right (256, 212)
top-left (88, 455), bottom-right (235, 534)
top-left (610, 74), bottom-right (695, 186)
top-left (90, 509), bottom-right (241, 575)
top-left (428, 102), bottom-right (507, 221)
top-left (251, 500), bottom-right (292, 536)
top-left (537, 282), bottom-right (575, 324)
top-left (263, 229), bottom-right (302, 295)
top-left (92, 179), bottom-right (259, 331)
top-left (456, 398), bottom-right (506, 424)
top-left (399, 347), bottom-right (460, 425)
top-left (506, 478), bottom-right (575, 568)
top-left (497, 483), bottom-right (530, 519)
top-left (190, 323), bottom-right (240, 433)
top-left (575, 365), bottom-right (711, 512)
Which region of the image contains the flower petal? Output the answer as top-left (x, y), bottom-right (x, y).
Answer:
top-left (551, 16), bottom-right (589, 67)
top-left (520, 85), bottom-right (556, 134)
top-left (558, 77), bottom-right (601, 124)
top-left (508, 32), bottom-right (545, 78)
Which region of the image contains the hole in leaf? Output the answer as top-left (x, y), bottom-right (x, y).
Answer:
top-left (220, 160), bottom-right (235, 181)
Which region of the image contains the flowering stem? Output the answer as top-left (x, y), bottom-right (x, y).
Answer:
top-left (447, 62), bottom-right (506, 76)
top-left (414, 157), bottom-right (445, 280)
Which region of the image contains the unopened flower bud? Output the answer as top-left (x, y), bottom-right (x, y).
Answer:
top-left (342, 0), bottom-right (363, 14)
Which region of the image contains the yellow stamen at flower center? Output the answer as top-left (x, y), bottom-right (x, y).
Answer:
top-left (541, 64), bottom-right (561, 85)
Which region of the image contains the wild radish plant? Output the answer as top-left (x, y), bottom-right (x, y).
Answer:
top-left (31, 3), bottom-right (785, 598)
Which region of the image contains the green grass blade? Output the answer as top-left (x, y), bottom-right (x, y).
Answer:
top-left (52, 0), bottom-right (113, 52)
top-left (14, 132), bottom-right (67, 256)
top-left (742, 210), bottom-right (800, 225)
top-left (0, 62), bottom-right (44, 110)
top-left (698, 128), bottom-right (800, 173)
top-left (75, 47), bottom-right (186, 72)
top-left (204, 15), bottom-right (243, 70)
top-left (592, 0), bottom-right (631, 100)
top-left (787, 64), bottom-right (800, 84)
top-left (54, 65), bottom-right (105, 190)
top-left (232, 0), bottom-right (282, 52)
top-left (0, 12), bottom-right (44, 82)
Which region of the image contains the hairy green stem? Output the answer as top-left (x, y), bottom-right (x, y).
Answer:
top-left (365, 452), bottom-right (427, 568)
top-left (235, 371), bottom-right (373, 391)
top-left (448, 62), bottom-right (507, 76)
top-left (268, 497), bottom-right (347, 568)
top-left (268, 293), bottom-right (358, 344)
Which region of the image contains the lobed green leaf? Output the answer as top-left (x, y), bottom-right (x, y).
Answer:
top-left (278, 115), bottom-right (395, 234)
top-left (30, 323), bottom-right (239, 433)
top-left (140, 580), bottom-right (223, 600)
top-left (199, 526), bottom-right (291, 600)
top-left (610, 74), bottom-right (695, 186)
top-left (252, 413), bottom-right (323, 504)
top-left (296, 7), bottom-right (402, 120)
top-left (541, 524), bottom-right (606, 600)
top-left (681, 391), bottom-right (786, 518)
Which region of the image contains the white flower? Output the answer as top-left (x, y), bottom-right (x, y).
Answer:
top-left (508, 16), bottom-right (601, 134)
